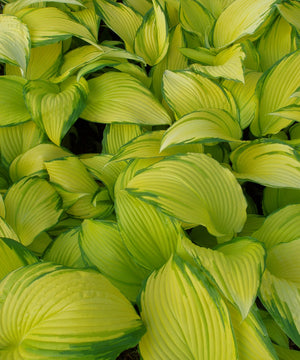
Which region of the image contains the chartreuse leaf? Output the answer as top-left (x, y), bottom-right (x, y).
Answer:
top-left (241, 40), bottom-right (260, 71)
top-left (124, 0), bottom-right (152, 16)
top-left (231, 140), bottom-right (300, 188)
top-left (94, 0), bottom-right (143, 52)
top-left (274, 344), bottom-right (300, 360)
top-left (24, 76), bottom-right (89, 145)
top-left (115, 189), bottom-right (183, 270)
top-left (0, 237), bottom-right (38, 281)
top-left (213, 0), bottom-right (277, 48)
top-left (81, 72), bottom-right (172, 125)
top-left (80, 219), bottom-right (150, 302)
top-left (187, 44), bottom-right (246, 82)
top-left (43, 227), bottom-right (86, 268)
top-left (0, 121), bottom-right (45, 167)
top-left (262, 187), bottom-right (300, 215)
top-left (0, 76), bottom-right (31, 127)
top-left (260, 309), bottom-right (290, 348)
top-left (3, 0), bottom-right (84, 15)
top-left (111, 130), bottom-right (203, 162)
top-left (250, 50), bottom-right (300, 136)
top-left (179, 0), bottom-right (214, 46)
top-left (257, 15), bottom-right (298, 72)
top-left (27, 231), bottom-right (52, 257)
top-left (277, 0), bottom-right (300, 31)
top-left (126, 153), bottom-right (247, 238)
top-left (259, 239), bottom-right (300, 347)
top-left (186, 237), bottom-right (265, 318)
top-left (16, 7), bottom-right (99, 48)
top-left (223, 70), bottom-right (262, 129)
top-left (71, 6), bottom-right (100, 42)
top-left (9, 144), bottom-right (71, 182)
top-left (0, 262), bottom-right (145, 359)
top-left (138, 255), bottom-right (237, 360)
top-left (197, 0), bottom-right (234, 18)
top-left (162, 70), bottom-right (238, 119)
top-left (134, 0), bottom-right (169, 66)
top-left (4, 177), bottom-right (63, 246)
top-left (0, 218), bottom-right (19, 241)
top-left (0, 15), bottom-right (30, 76)
top-left (160, 109), bottom-right (242, 150)
top-left (45, 156), bottom-right (113, 218)
top-left (227, 302), bottom-right (279, 360)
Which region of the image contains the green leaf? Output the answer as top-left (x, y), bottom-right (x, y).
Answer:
top-left (0, 76), bottom-right (31, 127)
top-left (126, 153), bottom-right (247, 238)
top-left (4, 177), bottom-right (63, 246)
top-left (213, 0), bottom-right (277, 48)
top-left (24, 76), bottom-right (89, 145)
top-left (94, 0), bottom-right (143, 52)
top-left (134, 0), bottom-right (169, 66)
top-left (139, 255), bottom-right (237, 360)
top-left (230, 140), bottom-right (300, 188)
top-left (160, 109), bottom-right (242, 150)
top-left (0, 15), bottom-right (30, 75)
top-left (0, 262), bottom-right (145, 359)
top-left (124, 0), bottom-right (152, 16)
top-left (262, 187), bottom-right (300, 215)
top-left (250, 50), bottom-right (300, 136)
top-left (277, 0), bottom-right (300, 31)
top-left (186, 237), bottom-right (265, 318)
top-left (81, 72), bottom-right (172, 125)
top-left (80, 219), bottom-right (150, 302)
top-left (162, 70), bottom-right (238, 119)
top-left (274, 344), bottom-right (300, 360)
top-left (0, 237), bottom-right (38, 281)
top-left (197, 0), bottom-right (235, 18)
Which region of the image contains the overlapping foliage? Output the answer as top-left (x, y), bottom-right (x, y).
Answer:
top-left (0, 0), bottom-right (299, 359)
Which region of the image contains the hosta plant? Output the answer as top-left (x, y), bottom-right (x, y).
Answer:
top-left (0, 0), bottom-right (300, 359)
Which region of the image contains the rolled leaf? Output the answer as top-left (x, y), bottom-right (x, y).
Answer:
top-left (81, 72), bottom-right (172, 125)
top-left (126, 153), bottom-right (247, 238)
top-left (230, 140), bottom-right (300, 188)
top-left (0, 262), bottom-right (145, 359)
top-left (139, 255), bottom-right (237, 360)
top-left (4, 177), bottom-right (63, 246)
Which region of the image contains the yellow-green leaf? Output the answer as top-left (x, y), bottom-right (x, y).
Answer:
top-left (161, 109), bottom-right (242, 150)
top-left (139, 255), bottom-right (237, 360)
top-left (0, 15), bottom-right (30, 75)
top-left (0, 262), bottom-right (145, 359)
top-left (230, 140), bottom-right (300, 188)
top-left (274, 344), bottom-right (300, 360)
top-left (213, 0), bottom-right (277, 48)
top-left (262, 187), bottom-right (300, 215)
top-left (24, 76), bottom-right (89, 145)
top-left (197, 0), bottom-right (235, 18)
top-left (81, 72), bottom-right (172, 125)
top-left (277, 0), bottom-right (300, 31)
top-left (4, 177), bottom-right (63, 246)
top-left (124, 0), bottom-right (152, 16)
top-left (134, 0), bottom-right (169, 66)
top-left (126, 153), bottom-right (247, 237)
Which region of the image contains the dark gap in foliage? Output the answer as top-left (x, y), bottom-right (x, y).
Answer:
top-left (117, 346), bottom-right (140, 360)
top-left (243, 182), bottom-right (264, 215)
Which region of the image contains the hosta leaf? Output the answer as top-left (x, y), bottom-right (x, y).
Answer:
top-left (241, 40), bottom-right (260, 71)
top-left (17, 7), bottom-right (99, 48)
top-left (227, 302), bottom-right (279, 360)
top-left (197, 0), bottom-right (235, 18)
top-left (126, 153), bottom-right (247, 237)
top-left (230, 140), bottom-right (300, 188)
top-left (124, 0), bottom-right (152, 16)
top-left (263, 187), bottom-right (300, 215)
top-left (160, 109), bottom-right (242, 150)
top-left (134, 0), bottom-right (169, 66)
top-left (257, 15), bottom-right (297, 72)
top-left (213, 0), bottom-right (277, 48)
top-left (274, 344), bottom-right (300, 360)
top-left (186, 237), bottom-right (265, 318)
top-left (277, 0), bottom-right (300, 31)
top-left (179, 0), bottom-right (214, 46)
top-left (0, 121), bottom-right (45, 167)
top-left (253, 204), bottom-right (300, 249)
top-left (43, 227), bottom-right (86, 268)
top-left (260, 310), bottom-right (290, 348)
top-left (94, 0), bottom-right (143, 52)
top-left (80, 219), bottom-right (150, 302)
top-left (238, 215), bottom-right (265, 237)
top-left (162, 70), bottom-right (238, 119)
top-left (27, 231), bottom-right (52, 257)
top-left (0, 218), bottom-right (19, 241)
top-left (115, 189), bottom-right (183, 270)
top-left (223, 70), bottom-right (262, 129)
top-left (0, 262), bottom-right (145, 359)
top-left (72, 7), bottom-right (99, 42)
top-left (0, 15), bottom-right (30, 75)
top-left (139, 255), bottom-right (237, 360)
top-left (0, 237), bottom-right (38, 281)
top-left (250, 50), bottom-right (300, 136)
top-left (260, 240), bottom-right (300, 347)
top-left (9, 144), bottom-right (71, 182)
top-left (81, 72), bottom-right (172, 125)
top-left (0, 76), bottom-right (31, 127)
top-left (4, 177), bottom-right (63, 246)
top-left (24, 76), bottom-right (89, 145)
top-left (187, 44), bottom-right (246, 82)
